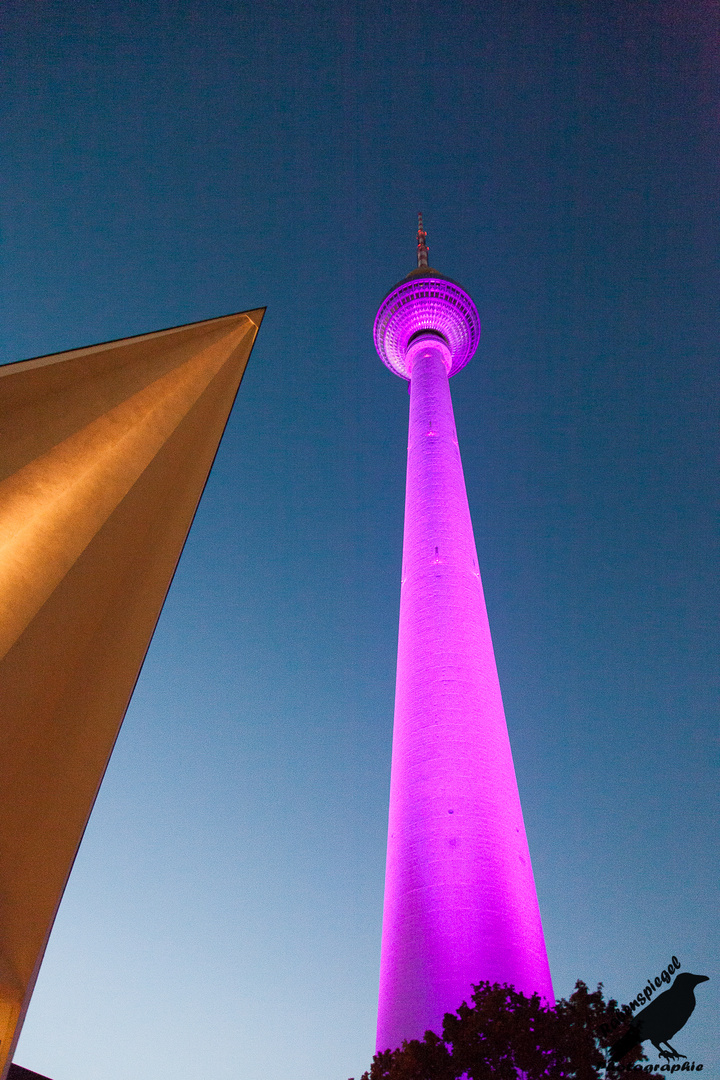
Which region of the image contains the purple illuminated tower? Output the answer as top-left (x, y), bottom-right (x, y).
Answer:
top-left (374, 216), bottom-right (554, 1051)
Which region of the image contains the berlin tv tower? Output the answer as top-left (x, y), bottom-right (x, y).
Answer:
top-left (373, 216), bottom-right (554, 1051)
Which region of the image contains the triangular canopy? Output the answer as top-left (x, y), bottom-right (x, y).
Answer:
top-left (0, 308), bottom-right (264, 1078)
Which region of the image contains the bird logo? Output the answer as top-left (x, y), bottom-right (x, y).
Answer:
top-left (610, 973), bottom-right (709, 1064)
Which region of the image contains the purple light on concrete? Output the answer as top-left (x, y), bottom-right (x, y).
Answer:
top-left (375, 259), bottom-right (554, 1052)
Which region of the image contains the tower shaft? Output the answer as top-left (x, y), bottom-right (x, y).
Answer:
top-left (376, 341), bottom-right (553, 1050)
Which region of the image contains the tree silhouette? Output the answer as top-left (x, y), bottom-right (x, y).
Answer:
top-left (350, 980), bottom-right (662, 1080)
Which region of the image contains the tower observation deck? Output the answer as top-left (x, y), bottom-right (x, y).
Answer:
top-left (374, 217), bottom-right (553, 1052)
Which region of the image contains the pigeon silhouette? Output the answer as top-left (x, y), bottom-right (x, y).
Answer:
top-left (610, 973), bottom-right (709, 1063)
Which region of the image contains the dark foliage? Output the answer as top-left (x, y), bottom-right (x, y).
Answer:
top-left (349, 981), bottom-right (663, 1080)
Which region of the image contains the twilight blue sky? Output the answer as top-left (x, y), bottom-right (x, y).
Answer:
top-left (1, 2), bottom-right (718, 1079)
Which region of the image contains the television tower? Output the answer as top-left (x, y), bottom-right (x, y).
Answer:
top-left (374, 217), bottom-right (553, 1051)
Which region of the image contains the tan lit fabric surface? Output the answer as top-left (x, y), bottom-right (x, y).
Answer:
top-left (0, 308), bottom-right (264, 1079)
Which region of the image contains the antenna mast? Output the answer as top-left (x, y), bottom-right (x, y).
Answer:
top-left (417, 212), bottom-right (429, 268)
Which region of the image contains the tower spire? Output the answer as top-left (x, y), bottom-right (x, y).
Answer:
top-left (417, 212), bottom-right (429, 268)
top-left (373, 234), bottom-right (554, 1052)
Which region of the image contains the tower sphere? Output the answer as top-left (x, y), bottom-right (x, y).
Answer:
top-left (373, 267), bottom-right (481, 381)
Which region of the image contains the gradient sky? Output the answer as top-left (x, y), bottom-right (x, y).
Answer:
top-left (1, 3), bottom-right (718, 1079)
